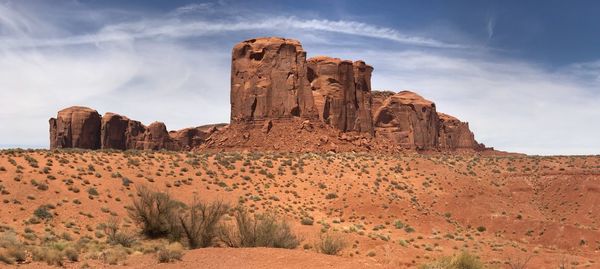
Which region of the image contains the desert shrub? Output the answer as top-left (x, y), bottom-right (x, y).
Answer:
top-left (37, 183), bottom-right (49, 191)
top-left (219, 207), bottom-right (300, 249)
top-left (129, 186), bottom-right (183, 238)
top-left (102, 246), bottom-right (128, 265)
top-left (34, 205), bottom-right (53, 220)
top-left (87, 187), bottom-right (99, 196)
top-left (179, 198), bottom-right (228, 249)
top-left (300, 217), bottom-right (314, 225)
top-left (507, 255), bottom-right (533, 269)
top-left (157, 243), bottom-right (184, 263)
top-left (103, 219), bottom-right (136, 247)
top-left (316, 232), bottom-right (345, 255)
top-left (64, 247), bottom-right (79, 261)
top-left (32, 247), bottom-right (64, 266)
top-left (325, 193), bottom-right (338, 199)
top-left (419, 251), bottom-right (485, 269)
top-left (0, 232), bottom-right (26, 264)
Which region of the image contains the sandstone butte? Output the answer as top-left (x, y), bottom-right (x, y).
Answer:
top-left (49, 37), bottom-right (487, 152)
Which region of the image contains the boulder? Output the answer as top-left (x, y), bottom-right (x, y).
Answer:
top-left (49, 106), bottom-right (101, 149)
top-left (373, 91), bottom-right (439, 150)
top-left (230, 37), bottom-right (317, 123)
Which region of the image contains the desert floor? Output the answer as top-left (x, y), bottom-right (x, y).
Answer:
top-left (0, 149), bottom-right (598, 268)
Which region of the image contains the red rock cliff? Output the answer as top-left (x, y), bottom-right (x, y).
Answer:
top-left (230, 37), bottom-right (317, 123)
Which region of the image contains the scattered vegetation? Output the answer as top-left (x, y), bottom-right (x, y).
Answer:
top-left (315, 232), bottom-right (345, 255)
top-left (420, 251), bottom-right (485, 269)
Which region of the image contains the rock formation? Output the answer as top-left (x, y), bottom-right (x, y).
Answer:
top-left (371, 90), bottom-right (396, 115)
top-left (306, 56), bottom-right (374, 134)
top-left (50, 108), bottom-right (225, 150)
top-left (438, 113), bottom-right (483, 150)
top-left (230, 37), bottom-right (317, 123)
top-left (307, 56), bottom-right (354, 131)
top-left (100, 113), bottom-right (130, 150)
top-left (50, 37), bottom-right (486, 152)
top-left (49, 106), bottom-right (101, 149)
top-left (373, 91), bottom-right (440, 150)
top-left (353, 61), bottom-right (375, 135)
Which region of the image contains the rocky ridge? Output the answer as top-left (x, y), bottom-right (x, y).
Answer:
top-left (49, 107), bottom-right (225, 151)
top-left (50, 37), bottom-right (487, 152)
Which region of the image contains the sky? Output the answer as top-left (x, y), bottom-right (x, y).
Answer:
top-left (1, 0), bottom-right (599, 155)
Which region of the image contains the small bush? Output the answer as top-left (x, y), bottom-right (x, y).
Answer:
top-left (104, 219), bottom-right (136, 247)
top-left (419, 251), bottom-right (485, 269)
top-left (0, 245), bottom-right (26, 264)
top-left (300, 217), bottom-right (314, 225)
top-left (64, 247), bottom-right (79, 262)
top-left (37, 183), bottom-right (49, 191)
top-left (316, 232), bottom-right (345, 255)
top-left (129, 186), bottom-right (183, 238)
top-left (102, 246), bottom-right (128, 265)
top-left (34, 205), bottom-right (53, 220)
top-left (325, 193), bottom-right (338, 199)
top-left (219, 207), bottom-right (300, 249)
top-left (32, 247), bottom-right (64, 266)
top-left (157, 243), bottom-right (184, 263)
top-left (179, 198), bottom-right (228, 249)
top-left (87, 187), bottom-right (99, 196)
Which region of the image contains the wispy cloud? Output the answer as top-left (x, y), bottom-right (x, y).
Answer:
top-left (486, 15), bottom-right (496, 40)
top-left (0, 1), bottom-right (599, 154)
top-left (1, 3), bottom-right (466, 50)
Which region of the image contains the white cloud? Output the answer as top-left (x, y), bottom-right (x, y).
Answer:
top-left (0, 1), bottom-right (599, 155)
top-left (347, 50), bottom-right (600, 155)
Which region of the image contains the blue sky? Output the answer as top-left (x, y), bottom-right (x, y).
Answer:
top-left (1, 0), bottom-right (599, 154)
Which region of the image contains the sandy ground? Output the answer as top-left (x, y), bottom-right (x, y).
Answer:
top-left (0, 150), bottom-right (599, 268)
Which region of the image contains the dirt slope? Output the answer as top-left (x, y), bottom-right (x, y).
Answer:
top-left (0, 150), bottom-right (598, 268)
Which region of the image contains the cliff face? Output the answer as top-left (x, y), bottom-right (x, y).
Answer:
top-left (49, 106), bottom-right (101, 149)
top-left (373, 91), bottom-right (440, 150)
top-left (352, 61), bottom-right (375, 135)
top-left (230, 37), bottom-right (317, 123)
top-left (306, 56), bottom-right (374, 135)
top-left (438, 113), bottom-right (485, 150)
top-left (50, 108), bottom-right (225, 150)
top-left (50, 37), bottom-right (485, 152)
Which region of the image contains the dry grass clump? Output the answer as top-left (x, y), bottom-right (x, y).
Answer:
top-left (102, 218), bottom-right (137, 247)
top-left (157, 242), bottom-right (184, 263)
top-left (220, 207), bottom-right (300, 249)
top-left (315, 232), bottom-right (346, 255)
top-left (420, 251), bottom-right (486, 269)
top-left (0, 232), bottom-right (26, 264)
